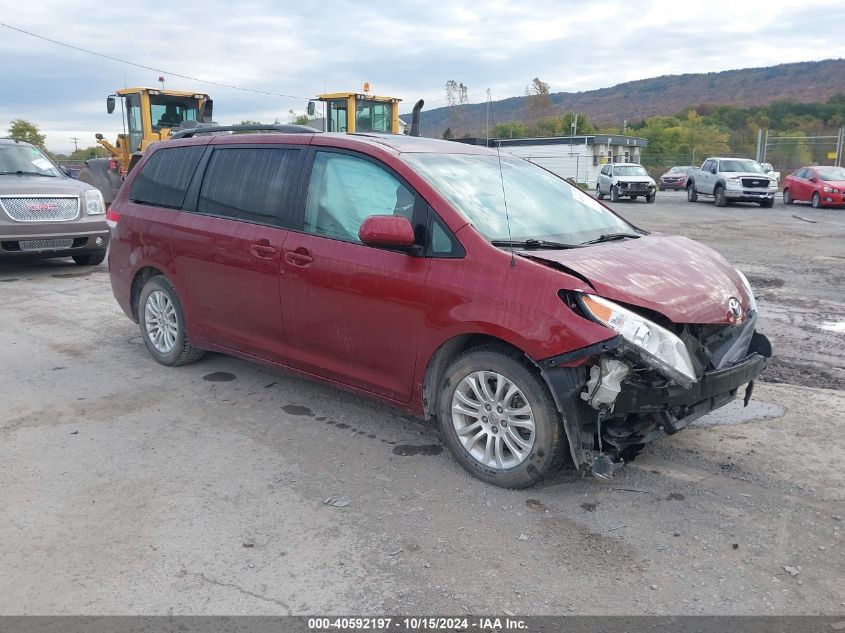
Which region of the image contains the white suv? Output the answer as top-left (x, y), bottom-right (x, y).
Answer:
top-left (596, 163), bottom-right (656, 203)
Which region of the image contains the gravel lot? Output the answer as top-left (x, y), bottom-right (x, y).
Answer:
top-left (1, 192), bottom-right (843, 616)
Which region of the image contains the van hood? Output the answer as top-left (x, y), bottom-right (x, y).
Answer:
top-left (521, 235), bottom-right (751, 324)
top-left (615, 175), bottom-right (654, 183)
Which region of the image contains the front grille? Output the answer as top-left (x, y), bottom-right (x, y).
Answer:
top-left (740, 178), bottom-right (769, 189)
top-left (0, 196), bottom-right (80, 222)
top-left (621, 181), bottom-right (649, 191)
top-left (19, 239), bottom-right (75, 251)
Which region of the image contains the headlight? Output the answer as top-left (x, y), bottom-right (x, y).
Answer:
top-left (735, 269), bottom-right (758, 313)
top-left (579, 294), bottom-right (697, 387)
top-left (85, 189), bottom-right (105, 215)
top-left (823, 186), bottom-right (839, 193)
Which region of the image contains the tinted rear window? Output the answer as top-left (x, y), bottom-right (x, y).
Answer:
top-left (197, 148), bottom-right (300, 225)
top-left (129, 145), bottom-right (205, 209)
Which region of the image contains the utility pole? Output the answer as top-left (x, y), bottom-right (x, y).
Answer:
top-left (486, 89), bottom-right (491, 146)
top-left (755, 128), bottom-right (763, 162)
top-left (69, 137), bottom-right (80, 153)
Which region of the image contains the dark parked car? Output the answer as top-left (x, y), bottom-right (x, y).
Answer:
top-left (108, 131), bottom-right (771, 488)
top-left (0, 138), bottom-right (108, 264)
top-left (783, 166), bottom-right (845, 208)
top-left (658, 165), bottom-right (694, 191)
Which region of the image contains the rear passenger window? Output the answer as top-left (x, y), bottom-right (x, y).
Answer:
top-left (303, 152), bottom-right (415, 243)
top-left (130, 146), bottom-right (205, 209)
top-left (197, 148), bottom-right (300, 226)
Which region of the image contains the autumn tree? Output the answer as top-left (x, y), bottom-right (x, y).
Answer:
top-left (445, 80), bottom-right (469, 136)
top-left (525, 77), bottom-right (553, 123)
top-left (7, 119), bottom-right (46, 149)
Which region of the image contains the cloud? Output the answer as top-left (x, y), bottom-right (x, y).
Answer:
top-left (1, 0), bottom-right (843, 153)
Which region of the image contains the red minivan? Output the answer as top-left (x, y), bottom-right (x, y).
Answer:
top-left (108, 130), bottom-right (771, 488)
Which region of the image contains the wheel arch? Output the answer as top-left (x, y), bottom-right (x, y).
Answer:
top-left (422, 333), bottom-right (534, 420)
top-left (130, 265), bottom-right (166, 323)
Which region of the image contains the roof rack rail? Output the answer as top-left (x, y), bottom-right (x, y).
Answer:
top-left (170, 123), bottom-right (321, 139)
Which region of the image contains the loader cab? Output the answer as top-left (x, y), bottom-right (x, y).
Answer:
top-left (99, 88), bottom-right (213, 169)
top-left (315, 89), bottom-right (401, 134)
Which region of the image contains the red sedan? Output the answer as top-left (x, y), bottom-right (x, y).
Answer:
top-left (783, 166), bottom-right (845, 208)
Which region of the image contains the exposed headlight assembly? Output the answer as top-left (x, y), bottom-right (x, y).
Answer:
top-left (579, 294), bottom-right (697, 387)
top-left (85, 189), bottom-right (105, 215)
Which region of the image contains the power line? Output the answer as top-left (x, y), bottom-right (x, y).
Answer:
top-left (0, 21), bottom-right (310, 100)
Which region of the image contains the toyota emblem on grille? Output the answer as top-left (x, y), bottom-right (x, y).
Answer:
top-left (728, 297), bottom-right (742, 320)
top-left (26, 202), bottom-right (59, 211)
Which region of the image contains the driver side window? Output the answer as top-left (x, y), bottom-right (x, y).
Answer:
top-left (303, 152), bottom-right (415, 243)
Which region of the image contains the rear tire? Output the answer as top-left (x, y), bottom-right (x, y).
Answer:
top-left (687, 183), bottom-right (698, 202)
top-left (610, 185), bottom-right (620, 202)
top-left (714, 185), bottom-right (727, 207)
top-left (72, 252), bottom-right (105, 266)
top-left (783, 188), bottom-right (793, 205)
top-left (596, 185), bottom-right (605, 201)
top-left (812, 192), bottom-right (821, 208)
top-left (437, 345), bottom-right (567, 488)
top-left (138, 275), bottom-right (205, 367)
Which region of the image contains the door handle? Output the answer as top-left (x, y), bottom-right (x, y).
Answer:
top-left (250, 242), bottom-right (278, 258)
top-left (285, 248), bottom-right (313, 266)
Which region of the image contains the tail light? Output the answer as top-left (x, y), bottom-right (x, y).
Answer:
top-left (106, 207), bottom-right (120, 229)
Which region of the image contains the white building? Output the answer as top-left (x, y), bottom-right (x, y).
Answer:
top-left (456, 135), bottom-right (649, 187)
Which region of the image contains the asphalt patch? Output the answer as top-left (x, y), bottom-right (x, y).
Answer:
top-left (282, 404), bottom-right (313, 416)
top-left (392, 444), bottom-right (443, 456)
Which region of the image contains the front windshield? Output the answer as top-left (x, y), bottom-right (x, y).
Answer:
top-left (668, 166), bottom-right (689, 173)
top-left (816, 166), bottom-right (845, 181)
top-left (614, 165), bottom-right (649, 176)
top-left (402, 153), bottom-right (633, 244)
top-left (150, 95), bottom-right (200, 131)
top-left (0, 143), bottom-right (62, 177)
top-left (720, 159), bottom-right (765, 174)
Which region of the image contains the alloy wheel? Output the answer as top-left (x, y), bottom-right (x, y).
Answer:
top-left (450, 371), bottom-right (536, 470)
top-left (144, 290), bottom-right (178, 354)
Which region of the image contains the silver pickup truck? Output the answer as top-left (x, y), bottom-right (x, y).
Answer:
top-left (686, 157), bottom-right (777, 208)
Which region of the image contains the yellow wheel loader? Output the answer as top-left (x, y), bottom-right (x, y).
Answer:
top-left (78, 88), bottom-right (213, 205)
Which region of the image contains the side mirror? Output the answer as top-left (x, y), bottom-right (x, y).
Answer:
top-left (201, 99), bottom-right (214, 123)
top-left (711, 167), bottom-right (717, 174)
top-left (359, 215), bottom-right (416, 249)
top-left (106, 95), bottom-right (115, 114)
top-left (809, 176), bottom-right (817, 183)
top-left (307, 101), bottom-right (316, 117)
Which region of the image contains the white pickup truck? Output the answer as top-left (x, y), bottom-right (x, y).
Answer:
top-left (686, 157), bottom-right (777, 208)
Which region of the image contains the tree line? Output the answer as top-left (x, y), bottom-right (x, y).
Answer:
top-left (442, 78), bottom-right (845, 170)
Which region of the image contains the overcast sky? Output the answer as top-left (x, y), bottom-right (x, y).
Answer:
top-left (2, 0), bottom-right (844, 154)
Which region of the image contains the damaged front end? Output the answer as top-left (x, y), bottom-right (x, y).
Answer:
top-left (540, 292), bottom-right (772, 480)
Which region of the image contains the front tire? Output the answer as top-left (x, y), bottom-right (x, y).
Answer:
top-left (610, 185), bottom-right (620, 202)
top-left (596, 185), bottom-right (605, 200)
top-left (437, 346), bottom-right (566, 488)
top-left (687, 183), bottom-right (698, 202)
top-left (812, 192), bottom-right (821, 208)
top-left (760, 197), bottom-right (774, 208)
top-left (72, 252), bottom-right (106, 266)
top-left (646, 192), bottom-right (656, 203)
top-left (783, 188), bottom-right (793, 205)
top-left (714, 185), bottom-right (727, 207)
top-left (138, 275), bottom-right (204, 366)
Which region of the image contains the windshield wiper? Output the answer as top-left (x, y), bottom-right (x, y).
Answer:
top-left (491, 238), bottom-right (580, 250)
top-left (0, 170), bottom-right (56, 177)
top-left (581, 233), bottom-right (641, 245)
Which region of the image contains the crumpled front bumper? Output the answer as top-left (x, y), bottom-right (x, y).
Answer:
top-left (613, 349), bottom-right (768, 416)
